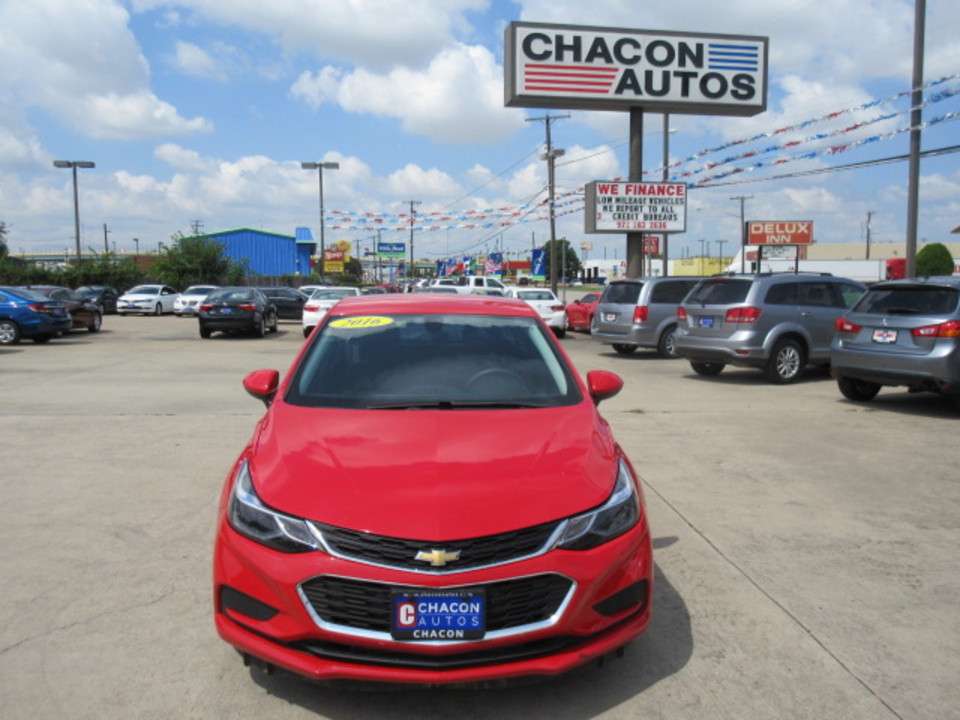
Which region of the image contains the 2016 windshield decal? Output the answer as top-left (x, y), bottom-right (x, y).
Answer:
top-left (329, 316), bottom-right (395, 329)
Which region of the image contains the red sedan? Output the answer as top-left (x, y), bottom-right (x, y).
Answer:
top-left (213, 294), bottom-right (652, 685)
top-left (565, 292), bottom-right (601, 332)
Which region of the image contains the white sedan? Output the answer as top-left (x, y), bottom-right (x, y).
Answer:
top-left (116, 285), bottom-right (180, 316)
top-left (505, 287), bottom-right (567, 338)
top-left (302, 287), bottom-right (362, 337)
top-left (173, 285), bottom-right (220, 316)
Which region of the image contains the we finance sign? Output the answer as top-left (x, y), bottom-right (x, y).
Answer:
top-left (505, 22), bottom-right (768, 116)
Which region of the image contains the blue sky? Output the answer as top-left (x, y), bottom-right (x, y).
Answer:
top-left (1, 0), bottom-right (958, 264)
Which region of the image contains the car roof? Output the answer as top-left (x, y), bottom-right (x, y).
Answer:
top-left (870, 277), bottom-right (960, 290)
top-left (326, 293), bottom-right (538, 319)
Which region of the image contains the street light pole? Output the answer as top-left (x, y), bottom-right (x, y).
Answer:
top-left (301, 161), bottom-right (339, 278)
top-left (53, 160), bottom-right (95, 263)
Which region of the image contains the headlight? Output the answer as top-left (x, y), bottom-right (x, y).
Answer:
top-left (227, 460), bottom-right (320, 553)
top-left (557, 459), bottom-right (641, 551)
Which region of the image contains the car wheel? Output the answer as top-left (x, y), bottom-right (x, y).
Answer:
top-left (254, 316), bottom-right (266, 338)
top-left (269, 313), bottom-right (279, 333)
top-left (303, 326), bottom-right (312, 338)
top-left (612, 343), bottom-right (637, 355)
top-left (837, 377), bottom-right (882, 402)
top-left (199, 325), bottom-right (212, 339)
top-left (657, 325), bottom-right (679, 358)
top-left (88, 312), bottom-right (102, 333)
top-left (764, 338), bottom-right (805, 384)
top-left (31, 334), bottom-right (52, 344)
top-left (153, 303), bottom-right (162, 316)
top-left (0, 319), bottom-right (22, 345)
top-left (554, 327), bottom-right (566, 339)
top-left (691, 361), bottom-right (724, 376)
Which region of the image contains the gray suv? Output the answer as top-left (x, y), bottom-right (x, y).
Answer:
top-left (591, 277), bottom-right (701, 357)
top-left (674, 273), bottom-right (866, 383)
top-left (830, 277), bottom-right (960, 403)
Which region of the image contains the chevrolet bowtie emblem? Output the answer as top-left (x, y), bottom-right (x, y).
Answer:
top-left (415, 548), bottom-right (462, 567)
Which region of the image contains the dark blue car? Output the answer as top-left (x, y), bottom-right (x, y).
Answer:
top-left (0, 286), bottom-right (72, 345)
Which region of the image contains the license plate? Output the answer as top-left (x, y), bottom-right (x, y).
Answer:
top-left (699, 316), bottom-right (715, 328)
top-left (220, 307), bottom-right (232, 314)
top-left (391, 590), bottom-right (485, 641)
top-left (604, 313), bottom-right (617, 322)
top-left (872, 328), bottom-right (898, 344)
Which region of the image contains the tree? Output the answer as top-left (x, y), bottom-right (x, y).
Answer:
top-left (916, 242), bottom-right (954, 277)
top-left (542, 238), bottom-right (582, 283)
top-left (152, 234), bottom-right (244, 288)
top-left (0, 221), bottom-right (8, 260)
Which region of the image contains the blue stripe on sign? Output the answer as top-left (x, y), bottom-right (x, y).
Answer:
top-left (708, 43), bottom-right (758, 71)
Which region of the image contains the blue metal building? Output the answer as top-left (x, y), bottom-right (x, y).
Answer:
top-left (201, 228), bottom-right (316, 276)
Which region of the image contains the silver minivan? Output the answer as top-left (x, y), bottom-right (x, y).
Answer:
top-left (674, 273), bottom-right (866, 383)
top-left (591, 277), bottom-right (701, 357)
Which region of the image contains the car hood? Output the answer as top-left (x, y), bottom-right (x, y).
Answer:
top-left (247, 403), bottom-right (619, 540)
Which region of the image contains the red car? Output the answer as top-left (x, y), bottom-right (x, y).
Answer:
top-left (565, 292), bottom-right (601, 332)
top-left (213, 294), bottom-right (653, 685)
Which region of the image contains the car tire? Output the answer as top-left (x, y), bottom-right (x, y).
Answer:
top-left (303, 326), bottom-right (312, 338)
top-left (612, 343), bottom-right (637, 355)
top-left (0, 319), bottom-right (22, 345)
top-left (554, 327), bottom-right (566, 339)
top-left (88, 312), bottom-right (102, 333)
top-left (657, 325), bottom-right (679, 358)
top-left (691, 361), bottom-right (724, 376)
top-left (254, 316), bottom-right (266, 338)
top-left (199, 325), bottom-right (212, 339)
top-left (764, 338), bottom-right (805, 384)
top-left (837, 377), bottom-right (881, 402)
top-left (153, 303), bottom-right (162, 316)
top-left (269, 312), bottom-right (279, 333)
top-left (31, 334), bottom-right (52, 344)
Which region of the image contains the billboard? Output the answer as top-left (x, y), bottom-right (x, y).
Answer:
top-left (377, 241), bottom-right (406, 259)
top-left (505, 22), bottom-right (768, 116)
top-left (747, 221), bottom-right (814, 245)
top-left (584, 181), bottom-right (688, 234)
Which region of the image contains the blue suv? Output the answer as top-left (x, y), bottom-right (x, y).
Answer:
top-left (0, 286), bottom-right (72, 345)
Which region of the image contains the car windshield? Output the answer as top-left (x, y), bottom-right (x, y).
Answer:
top-left (127, 285), bottom-right (158, 295)
top-left (4, 287), bottom-right (49, 301)
top-left (517, 291), bottom-right (556, 301)
top-left (286, 313), bottom-right (582, 410)
top-left (601, 282), bottom-right (642, 304)
top-left (310, 289), bottom-right (357, 300)
top-left (687, 279), bottom-right (752, 305)
top-left (854, 286), bottom-right (960, 315)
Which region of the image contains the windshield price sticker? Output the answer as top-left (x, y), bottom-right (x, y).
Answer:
top-left (392, 591), bottom-right (485, 641)
top-left (329, 316), bottom-right (395, 330)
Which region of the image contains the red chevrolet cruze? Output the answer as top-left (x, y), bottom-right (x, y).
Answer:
top-left (213, 294), bottom-right (653, 685)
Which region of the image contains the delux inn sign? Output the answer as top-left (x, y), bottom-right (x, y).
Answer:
top-left (505, 21), bottom-right (768, 117)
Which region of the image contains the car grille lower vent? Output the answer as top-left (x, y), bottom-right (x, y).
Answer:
top-left (312, 521), bottom-right (560, 572)
top-left (300, 574), bottom-right (572, 634)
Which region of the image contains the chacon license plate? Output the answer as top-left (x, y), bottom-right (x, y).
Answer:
top-left (872, 328), bottom-right (898, 343)
top-left (699, 316), bottom-right (715, 328)
top-left (392, 590), bottom-right (485, 641)
top-left (604, 313), bottom-right (617, 322)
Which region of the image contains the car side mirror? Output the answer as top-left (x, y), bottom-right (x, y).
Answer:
top-left (243, 369), bottom-right (280, 407)
top-left (586, 370), bottom-right (623, 405)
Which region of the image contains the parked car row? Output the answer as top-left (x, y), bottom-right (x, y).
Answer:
top-left (584, 272), bottom-right (960, 406)
top-left (1, 285), bottom-right (104, 345)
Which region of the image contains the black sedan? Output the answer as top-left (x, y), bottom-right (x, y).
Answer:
top-left (22, 285), bottom-right (102, 333)
top-left (198, 287), bottom-right (279, 338)
top-left (258, 286), bottom-right (308, 320)
top-left (76, 285), bottom-right (120, 314)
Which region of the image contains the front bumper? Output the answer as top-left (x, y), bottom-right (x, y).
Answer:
top-left (213, 519), bottom-right (652, 685)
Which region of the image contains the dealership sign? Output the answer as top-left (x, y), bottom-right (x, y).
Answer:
top-left (584, 181), bottom-right (688, 234)
top-left (747, 221), bottom-right (814, 245)
top-left (505, 22), bottom-right (768, 116)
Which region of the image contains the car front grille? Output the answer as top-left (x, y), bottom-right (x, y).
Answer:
top-left (299, 574), bottom-right (573, 634)
top-left (312, 521), bottom-right (561, 573)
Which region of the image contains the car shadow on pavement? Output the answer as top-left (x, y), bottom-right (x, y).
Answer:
top-left (249, 561), bottom-right (693, 718)
top-left (835, 393), bottom-right (960, 419)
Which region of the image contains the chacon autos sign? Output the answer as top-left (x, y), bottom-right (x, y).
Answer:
top-left (505, 22), bottom-right (768, 116)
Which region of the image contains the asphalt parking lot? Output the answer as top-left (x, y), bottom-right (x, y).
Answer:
top-left (2, 310), bottom-right (958, 720)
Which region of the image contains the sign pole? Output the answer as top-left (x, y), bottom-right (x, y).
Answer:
top-left (626, 107), bottom-right (645, 277)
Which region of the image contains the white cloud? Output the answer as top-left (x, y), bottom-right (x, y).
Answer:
top-left (173, 41), bottom-right (228, 82)
top-left (293, 43), bottom-right (526, 143)
top-left (384, 164), bottom-right (462, 199)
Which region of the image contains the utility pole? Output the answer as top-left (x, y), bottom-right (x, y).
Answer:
top-left (404, 200), bottom-right (421, 280)
top-left (730, 195), bottom-right (753, 272)
top-left (865, 211), bottom-right (875, 259)
top-left (527, 113), bottom-right (569, 294)
top-left (905, 0), bottom-right (925, 278)
top-left (191, 219), bottom-right (204, 236)
top-left (716, 239), bottom-right (727, 269)
top-left (103, 223), bottom-right (110, 254)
